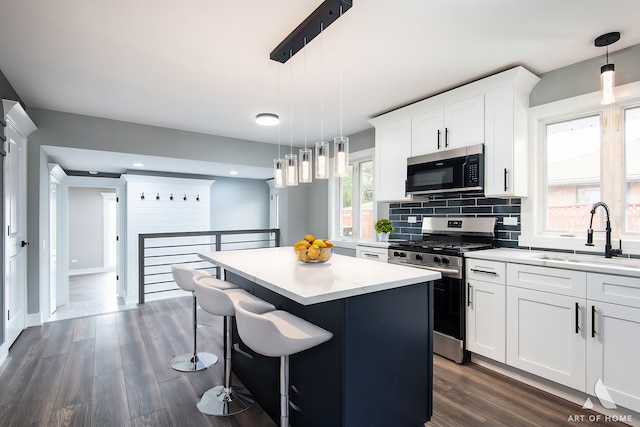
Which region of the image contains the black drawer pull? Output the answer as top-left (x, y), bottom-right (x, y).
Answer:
top-left (575, 302), bottom-right (579, 334)
top-left (470, 268), bottom-right (497, 276)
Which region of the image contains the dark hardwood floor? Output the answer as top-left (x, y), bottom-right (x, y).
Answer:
top-left (0, 296), bottom-right (626, 426)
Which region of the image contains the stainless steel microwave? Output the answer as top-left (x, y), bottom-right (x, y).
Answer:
top-left (405, 144), bottom-right (484, 196)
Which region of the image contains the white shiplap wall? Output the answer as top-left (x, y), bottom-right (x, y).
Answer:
top-left (123, 174), bottom-right (214, 303)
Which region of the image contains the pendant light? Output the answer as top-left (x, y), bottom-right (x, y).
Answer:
top-left (273, 64), bottom-right (285, 188)
top-left (594, 32), bottom-right (620, 106)
top-left (286, 50), bottom-right (298, 186)
top-left (315, 22), bottom-right (329, 180)
top-left (299, 37), bottom-right (313, 183)
top-left (334, 5), bottom-right (349, 178)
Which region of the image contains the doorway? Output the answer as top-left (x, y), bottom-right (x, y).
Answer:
top-left (48, 179), bottom-right (127, 321)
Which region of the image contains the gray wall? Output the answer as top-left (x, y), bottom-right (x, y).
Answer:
top-left (210, 177), bottom-right (270, 230)
top-left (68, 187), bottom-right (114, 270)
top-left (530, 43), bottom-right (640, 107)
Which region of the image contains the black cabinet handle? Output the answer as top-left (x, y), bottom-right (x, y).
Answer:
top-left (575, 302), bottom-right (579, 334)
top-left (467, 283), bottom-right (472, 307)
top-left (470, 268), bottom-right (497, 276)
top-left (591, 305), bottom-right (596, 338)
top-left (445, 127), bottom-right (449, 148)
top-left (437, 129), bottom-right (441, 150)
top-left (504, 168), bottom-right (509, 192)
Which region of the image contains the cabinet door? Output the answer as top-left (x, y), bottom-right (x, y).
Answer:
top-left (411, 109), bottom-right (444, 155)
top-left (485, 86), bottom-right (515, 196)
top-left (587, 301), bottom-right (640, 413)
top-left (374, 119), bottom-right (412, 201)
top-left (356, 246), bottom-right (388, 263)
top-left (466, 279), bottom-right (506, 362)
top-left (506, 287), bottom-right (586, 391)
top-left (443, 95), bottom-right (484, 150)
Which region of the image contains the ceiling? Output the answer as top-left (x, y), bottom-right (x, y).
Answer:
top-left (2, 0), bottom-right (640, 177)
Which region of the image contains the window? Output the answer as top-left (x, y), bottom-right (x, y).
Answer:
top-left (522, 82), bottom-right (640, 254)
top-left (332, 149), bottom-right (374, 242)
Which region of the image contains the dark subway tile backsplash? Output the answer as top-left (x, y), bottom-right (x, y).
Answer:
top-left (387, 196), bottom-right (523, 247)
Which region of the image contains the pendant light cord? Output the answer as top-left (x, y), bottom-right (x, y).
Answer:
top-left (304, 38), bottom-right (307, 150)
top-left (277, 63), bottom-right (281, 159)
top-left (289, 49), bottom-right (293, 155)
top-left (339, 5), bottom-right (344, 136)
top-left (320, 22), bottom-right (324, 143)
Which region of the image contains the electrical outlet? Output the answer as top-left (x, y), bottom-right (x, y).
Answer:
top-left (408, 216), bottom-right (417, 224)
top-left (503, 217), bottom-right (518, 226)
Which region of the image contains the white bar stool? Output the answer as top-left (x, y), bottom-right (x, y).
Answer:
top-left (234, 299), bottom-right (333, 427)
top-left (193, 276), bottom-right (275, 416)
top-left (169, 265), bottom-right (220, 372)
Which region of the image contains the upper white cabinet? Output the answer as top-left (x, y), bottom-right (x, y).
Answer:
top-left (369, 66), bottom-right (540, 201)
top-left (374, 119), bottom-right (412, 201)
top-left (484, 70), bottom-right (539, 197)
top-left (411, 95), bottom-right (484, 155)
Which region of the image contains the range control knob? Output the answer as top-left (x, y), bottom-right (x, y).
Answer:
top-left (415, 254), bottom-right (423, 261)
top-left (441, 257), bottom-right (450, 264)
top-left (433, 256), bottom-right (441, 263)
top-left (399, 252), bottom-right (407, 258)
top-left (393, 251), bottom-right (400, 257)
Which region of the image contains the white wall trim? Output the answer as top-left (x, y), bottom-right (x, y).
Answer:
top-left (26, 312), bottom-right (42, 327)
top-left (69, 267), bottom-right (115, 276)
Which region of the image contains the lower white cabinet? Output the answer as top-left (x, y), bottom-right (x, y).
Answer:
top-left (586, 273), bottom-right (640, 413)
top-left (506, 286), bottom-right (586, 391)
top-left (467, 279), bottom-right (506, 363)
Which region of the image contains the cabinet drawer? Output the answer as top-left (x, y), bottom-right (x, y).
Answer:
top-left (466, 259), bottom-right (506, 284)
top-left (587, 273), bottom-right (640, 308)
top-left (507, 263), bottom-right (586, 298)
top-left (356, 246), bottom-right (388, 263)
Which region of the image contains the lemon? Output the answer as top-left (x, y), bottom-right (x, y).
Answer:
top-left (307, 246), bottom-right (320, 260)
top-left (312, 239), bottom-right (327, 248)
top-left (304, 234), bottom-right (316, 243)
top-left (323, 239), bottom-right (334, 248)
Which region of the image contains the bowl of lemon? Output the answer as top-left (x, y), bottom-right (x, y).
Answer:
top-left (294, 234), bottom-right (334, 264)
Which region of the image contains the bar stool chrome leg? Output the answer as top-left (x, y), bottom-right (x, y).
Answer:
top-left (170, 291), bottom-right (218, 372)
top-left (196, 315), bottom-right (254, 415)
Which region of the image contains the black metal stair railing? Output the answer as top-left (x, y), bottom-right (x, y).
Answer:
top-left (138, 228), bottom-right (280, 304)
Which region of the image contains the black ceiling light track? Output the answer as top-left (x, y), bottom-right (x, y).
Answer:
top-left (270, 0), bottom-right (352, 64)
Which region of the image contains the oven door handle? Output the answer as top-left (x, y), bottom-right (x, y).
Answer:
top-left (422, 266), bottom-right (460, 277)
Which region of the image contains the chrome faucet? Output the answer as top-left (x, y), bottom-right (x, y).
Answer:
top-left (586, 202), bottom-right (622, 258)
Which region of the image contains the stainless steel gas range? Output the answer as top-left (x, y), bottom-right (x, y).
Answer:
top-left (388, 217), bottom-right (496, 364)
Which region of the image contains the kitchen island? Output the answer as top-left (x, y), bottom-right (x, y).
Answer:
top-left (200, 247), bottom-right (439, 427)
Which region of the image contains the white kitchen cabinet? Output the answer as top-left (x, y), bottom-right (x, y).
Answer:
top-left (484, 70), bottom-right (540, 197)
top-left (356, 245), bottom-right (388, 263)
top-left (374, 119), bottom-right (412, 201)
top-left (411, 95), bottom-right (484, 156)
top-left (466, 259), bottom-right (506, 362)
top-left (506, 286), bottom-right (586, 391)
top-left (586, 273), bottom-right (640, 413)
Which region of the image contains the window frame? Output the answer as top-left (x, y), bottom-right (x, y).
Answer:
top-left (329, 148), bottom-right (375, 245)
top-left (520, 81), bottom-right (640, 255)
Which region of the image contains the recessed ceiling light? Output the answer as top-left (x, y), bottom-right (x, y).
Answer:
top-left (256, 113), bottom-right (279, 126)
top-left (229, 170), bottom-right (238, 175)
top-left (133, 162), bottom-right (144, 167)
top-left (88, 171), bottom-right (98, 175)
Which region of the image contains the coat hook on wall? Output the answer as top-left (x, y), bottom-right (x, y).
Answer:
top-left (141, 192), bottom-right (145, 200)
top-left (196, 194), bottom-right (200, 201)
top-left (156, 193), bottom-right (160, 200)
top-left (170, 193), bottom-right (174, 201)
top-left (183, 194), bottom-right (187, 201)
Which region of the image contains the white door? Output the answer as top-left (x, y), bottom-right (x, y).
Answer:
top-left (49, 176), bottom-right (58, 314)
top-left (506, 286), bottom-right (586, 391)
top-left (587, 301), bottom-right (640, 413)
top-left (4, 122), bottom-right (28, 348)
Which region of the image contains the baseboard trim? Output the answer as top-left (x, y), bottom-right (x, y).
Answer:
top-left (69, 267), bottom-right (115, 276)
top-left (26, 312), bottom-right (42, 327)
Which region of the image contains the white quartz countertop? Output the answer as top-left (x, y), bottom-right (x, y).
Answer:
top-left (465, 248), bottom-right (640, 277)
top-left (199, 247), bottom-right (440, 305)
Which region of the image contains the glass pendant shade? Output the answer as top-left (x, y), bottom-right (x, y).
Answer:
top-left (285, 153), bottom-right (298, 186)
top-left (334, 136), bottom-right (349, 177)
top-left (273, 158), bottom-right (285, 188)
top-left (600, 63), bottom-right (615, 105)
top-left (299, 148), bottom-right (313, 183)
top-left (315, 141), bottom-right (329, 179)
